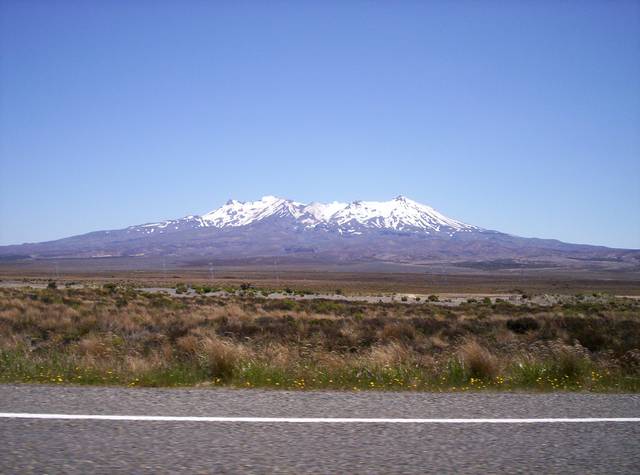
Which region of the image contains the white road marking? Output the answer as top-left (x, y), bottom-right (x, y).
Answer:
top-left (0, 413), bottom-right (639, 424)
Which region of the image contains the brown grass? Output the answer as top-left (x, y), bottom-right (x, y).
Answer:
top-left (199, 337), bottom-right (249, 379)
top-left (458, 341), bottom-right (499, 380)
top-left (0, 286), bottom-right (639, 390)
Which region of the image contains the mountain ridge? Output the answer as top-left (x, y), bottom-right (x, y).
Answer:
top-left (130, 195), bottom-right (478, 237)
top-left (0, 196), bottom-right (638, 271)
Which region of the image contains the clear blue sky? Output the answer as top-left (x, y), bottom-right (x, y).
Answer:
top-left (1, 1), bottom-right (639, 248)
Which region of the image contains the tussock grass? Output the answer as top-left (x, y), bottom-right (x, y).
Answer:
top-left (458, 341), bottom-right (499, 381)
top-left (0, 287), bottom-right (639, 391)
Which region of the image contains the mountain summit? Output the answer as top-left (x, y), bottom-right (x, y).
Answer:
top-left (1, 196), bottom-right (637, 269)
top-left (132, 196), bottom-right (477, 237)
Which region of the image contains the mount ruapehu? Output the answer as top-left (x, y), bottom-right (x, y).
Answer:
top-left (1, 196), bottom-right (638, 271)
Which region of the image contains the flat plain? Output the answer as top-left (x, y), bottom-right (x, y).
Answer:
top-left (1, 263), bottom-right (639, 392)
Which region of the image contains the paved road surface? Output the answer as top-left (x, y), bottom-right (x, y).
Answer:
top-left (0, 385), bottom-right (638, 474)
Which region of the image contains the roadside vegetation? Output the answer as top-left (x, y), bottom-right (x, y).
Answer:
top-left (0, 285), bottom-right (639, 391)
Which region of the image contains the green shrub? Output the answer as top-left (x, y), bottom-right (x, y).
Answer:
top-left (506, 317), bottom-right (540, 334)
top-left (103, 283), bottom-right (117, 293)
top-left (549, 348), bottom-right (590, 379)
top-left (264, 299), bottom-right (297, 311)
top-left (444, 359), bottom-right (466, 387)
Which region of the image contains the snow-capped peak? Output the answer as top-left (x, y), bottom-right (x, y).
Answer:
top-left (199, 195), bottom-right (476, 233)
top-left (302, 201), bottom-right (349, 222)
top-left (201, 195), bottom-right (306, 228)
top-left (327, 196), bottom-right (474, 233)
top-left (129, 196), bottom-right (478, 236)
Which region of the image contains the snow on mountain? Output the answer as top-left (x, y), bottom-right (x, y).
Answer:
top-left (130, 196), bottom-right (478, 236)
top-left (327, 196), bottom-right (476, 234)
top-left (201, 196), bottom-right (306, 227)
top-left (4, 195), bottom-right (636, 267)
top-left (300, 201), bottom-right (348, 223)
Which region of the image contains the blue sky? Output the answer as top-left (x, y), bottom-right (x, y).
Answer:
top-left (1, 1), bottom-right (639, 248)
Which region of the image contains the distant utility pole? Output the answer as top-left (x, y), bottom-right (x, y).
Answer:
top-left (208, 262), bottom-right (214, 282)
top-left (162, 258), bottom-right (167, 278)
top-left (274, 256), bottom-right (280, 286)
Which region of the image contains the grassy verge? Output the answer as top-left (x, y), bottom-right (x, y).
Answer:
top-left (1, 286), bottom-right (639, 391)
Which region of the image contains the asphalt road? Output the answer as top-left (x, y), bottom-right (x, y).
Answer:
top-left (0, 385), bottom-right (639, 474)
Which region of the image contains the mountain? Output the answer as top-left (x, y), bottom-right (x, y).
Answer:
top-left (1, 196), bottom-right (639, 270)
top-left (127, 195), bottom-right (477, 236)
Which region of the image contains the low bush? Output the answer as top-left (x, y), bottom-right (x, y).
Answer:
top-left (458, 341), bottom-right (499, 381)
top-left (0, 287), bottom-right (638, 391)
top-left (175, 283), bottom-right (188, 294)
top-left (506, 317), bottom-right (540, 334)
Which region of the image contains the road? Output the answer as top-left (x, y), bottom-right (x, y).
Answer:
top-left (0, 385), bottom-right (638, 474)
